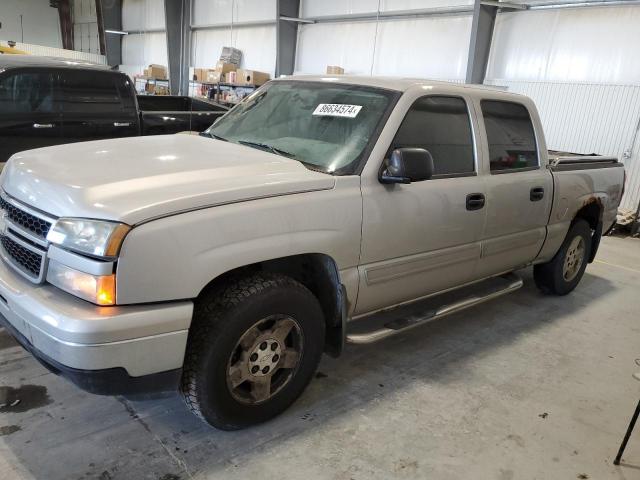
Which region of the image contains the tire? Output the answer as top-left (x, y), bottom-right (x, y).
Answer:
top-left (181, 272), bottom-right (325, 430)
top-left (534, 219), bottom-right (593, 296)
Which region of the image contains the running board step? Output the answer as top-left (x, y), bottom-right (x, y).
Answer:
top-left (346, 273), bottom-right (523, 345)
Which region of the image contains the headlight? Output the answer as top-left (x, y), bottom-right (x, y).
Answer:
top-left (46, 218), bottom-right (130, 258)
top-left (47, 261), bottom-right (116, 306)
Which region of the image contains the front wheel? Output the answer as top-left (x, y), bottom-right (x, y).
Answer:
top-left (181, 273), bottom-right (325, 430)
top-left (534, 219), bottom-right (592, 295)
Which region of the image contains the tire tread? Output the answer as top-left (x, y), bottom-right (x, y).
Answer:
top-left (180, 272), bottom-right (320, 429)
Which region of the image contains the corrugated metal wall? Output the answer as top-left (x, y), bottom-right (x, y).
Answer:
top-left (191, 0), bottom-right (277, 75)
top-left (192, 26), bottom-right (277, 74)
top-left (121, 0), bottom-right (167, 74)
top-left (295, 0), bottom-right (473, 78)
top-left (485, 79), bottom-right (640, 211)
top-left (72, 0), bottom-right (100, 55)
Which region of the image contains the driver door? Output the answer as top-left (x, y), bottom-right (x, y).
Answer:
top-left (356, 94), bottom-right (486, 316)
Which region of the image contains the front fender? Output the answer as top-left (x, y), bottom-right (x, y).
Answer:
top-left (115, 178), bottom-right (362, 305)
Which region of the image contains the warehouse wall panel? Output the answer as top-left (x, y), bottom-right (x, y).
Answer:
top-left (0, 0), bottom-right (62, 48)
top-left (122, 31), bottom-right (168, 67)
top-left (486, 79), bottom-right (640, 211)
top-left (373, 15), bottom-right (470, 78)
top-left (191, 25), bottom-right (276, 75)
top-left (122, 0), bottom-right (166, 31)
top-left (295, 14), bottom-right (470, 79)
top-left (192, 0), bottom-right (276, 24)
top-left (487, 6), bottom-right (640, 84)
top-left (73, 0), bottom-right (100, 54)
top-left (295, 21), bottom-right (378, 75)
top-left (121, 0), bottom-right (167, 76)
top-left (190, 1), bottom-right (276, 75)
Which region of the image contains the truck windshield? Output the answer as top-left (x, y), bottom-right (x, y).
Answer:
top-left (205, 81), bottom-right (398, 174)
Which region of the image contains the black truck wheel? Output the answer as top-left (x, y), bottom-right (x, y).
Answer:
top-left (181, 273), bottom-right (325, 430)
top-left (534, 219), bottom-right (592, 296)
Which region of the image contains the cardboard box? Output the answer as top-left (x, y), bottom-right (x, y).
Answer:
top-left (326, 65), bottom-right (344, 75)
top-left (237, 69), bottom-right (271, 86)
top-left (145, 64), bottom-right (167, 79)
top-left (215, 62), bottom-right (237, 74)
top-left (193, 68), bottom-right (208, 82)
top-left (206, 70), bottom-right (224, 84)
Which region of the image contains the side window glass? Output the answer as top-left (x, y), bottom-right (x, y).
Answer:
top-left (59, 71), bottom-right (124, 114)
top-left (391, 96), bottom-right (475, 176)
top-left (115, 75), bottom-right (137, 113)
top-left (0, 71), bottom-right (56, 114)
top-left (481, 100), bottom-right (538, 172)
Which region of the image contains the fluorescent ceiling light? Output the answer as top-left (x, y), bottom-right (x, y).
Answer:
top-left (105, 30), bottom-right (128, 35)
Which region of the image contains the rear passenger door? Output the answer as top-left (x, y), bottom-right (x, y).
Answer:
top-left (357, 95), bottom-right (486, 315)
top-left (476, 99), bottom-right (553, 278)
top-left (59, 70), bottom-right (138, 143)
top-left (0, 69), bottom-right (63, 163)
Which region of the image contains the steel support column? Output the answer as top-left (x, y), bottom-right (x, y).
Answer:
top-left (276, 0), bottom-right (301, 77)
top-left (95, 0), bottom-right (107, 57)
top-left (165, 0), bottom-right (191, 95)
top-left (465, 0), bottom-right (498, 84)
top-left (101, 0), bottom-right (122, 66)
top-left (55, 0), bottom-right (74, 50)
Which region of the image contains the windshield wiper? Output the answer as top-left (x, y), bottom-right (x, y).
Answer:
top-left (204, 131), bottom-right (228, 142)
top-left (237, 140), bottom-right (296, 159)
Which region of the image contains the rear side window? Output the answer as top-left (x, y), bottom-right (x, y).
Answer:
top-left (0, 71), bottom-right (57, 114)
top-left (115, 75), bottom-right (137, 113)
top-left (58, 70), bottom-right (129, 114)
top-left (481, 100), bottom-right (538, 172)
top-left (391, 96), bottom-right (475, 177)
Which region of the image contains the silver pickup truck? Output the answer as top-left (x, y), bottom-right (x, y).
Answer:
top-left (0, 76), bottom-right (625, 430)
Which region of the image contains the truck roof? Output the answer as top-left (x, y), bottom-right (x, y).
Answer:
top-left (0, 54), bottom-right (111, 71)
top-left (279, 74), bottom-right (515, 96)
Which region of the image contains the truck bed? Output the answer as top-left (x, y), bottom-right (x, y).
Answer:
top-left (136, 95), bottom-right (228, 135)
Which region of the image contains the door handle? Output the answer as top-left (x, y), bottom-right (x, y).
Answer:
top-left (113, 122), bottom-right (131, 127)
top-left (466, 193), bottom-right (485, 211)
top-left (33, 123), bottom-right (53, 129)
top-left (530, 187), bottom-right (545, 201)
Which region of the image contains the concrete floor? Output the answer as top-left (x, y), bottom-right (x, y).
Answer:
top-left (1, 235), bottom-right (639, 480)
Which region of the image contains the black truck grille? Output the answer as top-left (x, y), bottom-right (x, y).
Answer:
top-left (0, 234), bottom-right (44, 278)
top-left (0, 196), bottom-right (52, 239)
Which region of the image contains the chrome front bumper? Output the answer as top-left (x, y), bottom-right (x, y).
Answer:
top-left (0, 256), bottom-right (193, 378)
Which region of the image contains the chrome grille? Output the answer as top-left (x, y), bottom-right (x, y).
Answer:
top-left (0, 196), bottom-right (52, 240)
top-left (0, 192), bottom-right (54, 283)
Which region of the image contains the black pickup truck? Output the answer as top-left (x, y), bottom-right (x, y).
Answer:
top-left (0, 55), bottom-right (228, 163)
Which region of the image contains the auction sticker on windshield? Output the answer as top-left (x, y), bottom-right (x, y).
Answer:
top-left (313, 104), bottom-right (362, 118)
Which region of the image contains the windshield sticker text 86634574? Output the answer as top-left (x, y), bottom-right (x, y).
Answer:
top-left (312, 104), bottom-right (362, 118)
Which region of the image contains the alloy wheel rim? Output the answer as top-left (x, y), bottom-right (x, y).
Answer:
top-left (563, 235), bottom-right (585, 282)
top-left (226, 315), bottom-right (303, 405)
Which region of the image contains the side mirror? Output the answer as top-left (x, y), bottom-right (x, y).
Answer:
top-left (380, 148), bottom-right (434, 184)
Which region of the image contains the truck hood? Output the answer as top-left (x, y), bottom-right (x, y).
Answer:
top-left (1, 135), bottom-right (335, 225)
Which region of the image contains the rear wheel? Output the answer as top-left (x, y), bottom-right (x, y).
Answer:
top-left (181, 273), bottom-right (325, 430)
top-left (534, 219), bottom-right (592, 295)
